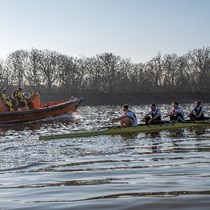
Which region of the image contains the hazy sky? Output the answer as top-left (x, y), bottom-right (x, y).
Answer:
top-left (0, 0), bottom-right (210, 63)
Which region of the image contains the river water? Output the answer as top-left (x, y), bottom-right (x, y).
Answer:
top-left (0, 104), bottom-right (210, 210)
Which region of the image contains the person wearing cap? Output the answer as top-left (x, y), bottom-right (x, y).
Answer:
top-left (188, 101), bottom-right (206, 121)
top-left (112, 104), bottom-right (137, 127)
top-left (142, 103), bottom-right (162, 125)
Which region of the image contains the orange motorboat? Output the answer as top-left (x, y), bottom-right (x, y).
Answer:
top-left (0, 92), bottom-right (83, 124)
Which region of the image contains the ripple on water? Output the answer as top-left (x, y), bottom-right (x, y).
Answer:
top-left (0, 105), bottom-right (210, 209)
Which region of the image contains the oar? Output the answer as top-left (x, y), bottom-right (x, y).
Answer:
top-left (97, 125), bottom-right (121, 130)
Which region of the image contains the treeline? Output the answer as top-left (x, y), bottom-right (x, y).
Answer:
top-left (0, 47), bottom-right (210, 100)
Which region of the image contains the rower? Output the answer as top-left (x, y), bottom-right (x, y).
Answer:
top-left (142, 104), bottom-right (162, 125)
top-left (112, 104), bottom-right (137, 127)
top-left (188, 101), bottom-right (206, 121)
top-left (166, 101), bottom-right (185, 122)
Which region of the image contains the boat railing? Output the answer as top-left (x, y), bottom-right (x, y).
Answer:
top-left (40, 99), bottom-right (70, 108)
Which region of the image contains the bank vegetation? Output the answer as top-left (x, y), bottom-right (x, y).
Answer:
top-left (0, 46), bottom-right (210, 104)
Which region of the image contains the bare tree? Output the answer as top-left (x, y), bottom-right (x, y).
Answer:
top-left (58, 55), bottom-right (79, 93)
top-left (187, 47), bottom-right (210, 92)
top-left (81, 56), bottom-right (103, 93)
top-left (7, 50), bottom-right (29, 88)
top-left (0, 59), bottom-right (12, 89)
top-left (38, 50), bottom-right (62, 91)
top-left (24, 49), bottom-right (43, 91)
top-left (116, 58), bottom-right (132, 94)
top-left (128, 63), bottom-right (147, 93)
top-left (174, 56), bottom-right (190, 91)
top-left (1, 46), bottom-right (210, 101)
top-left (144, 53), bottom-right (163, 92)
top-left (161, 54), bottom-right (180, 91)
top-left (96, 53), bottom-right (120, 94)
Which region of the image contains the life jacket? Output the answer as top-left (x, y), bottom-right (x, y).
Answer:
top-left (17, 91), bottom-right (25, 101)
top-left (17, 90), bottom-right (29, 109)
top-left (2, 93), bottom-right (13, 110)
top-left (2, 93), bottom-right (9, 102)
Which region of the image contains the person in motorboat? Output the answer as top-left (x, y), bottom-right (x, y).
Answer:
top-left (11, 89), bottom-right (19, 111)
top-left (112, 104), bottom-right (137, 127)
top-left (166, 101), bottom-right (185, 122)
top-left (17, 87), bottom-right (29, 109)
top-left (142, 103), bottom-right (162, 125)
top-left (1, 89), bottom-right (14, 111)
top-left (188, 101), bottom-right (206, 121)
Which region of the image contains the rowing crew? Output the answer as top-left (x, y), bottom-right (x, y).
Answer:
top-left (112, 101), bottom-right (207, 127)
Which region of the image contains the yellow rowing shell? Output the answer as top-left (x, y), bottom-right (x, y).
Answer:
top-left (39, 122), bottom-right (210, 140)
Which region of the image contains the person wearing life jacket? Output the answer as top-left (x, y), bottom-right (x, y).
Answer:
top-left (17, 87), bottom-right (29, 109)
top-left (112, 104), bottom-right (137, 127)
top-left (11, 89), bottom-right (19, 111)
top-left (1, 89), bottom-right (13, 111)
top-left (166, 101), bottom-right (185, 122)
top-left (142, 103), bottom-right (162, 125)
top-left (188, 101), bottom-right (206, 121)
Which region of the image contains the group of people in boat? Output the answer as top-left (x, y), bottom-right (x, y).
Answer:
top-left (1, 88), bottom-right (30, 111)
top-left (112, 101), bottom-right (207, 127)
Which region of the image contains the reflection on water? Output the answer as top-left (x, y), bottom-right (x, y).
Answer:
top-left (193, 127), bottom-right (207, 135)
top-left (0, 105), bottom-right (210, 210)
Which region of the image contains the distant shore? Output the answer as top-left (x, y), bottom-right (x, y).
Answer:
top-left (41, 92), bottom-right (210, 106)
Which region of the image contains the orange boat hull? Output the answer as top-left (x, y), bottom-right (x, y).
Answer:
top-left (0, 97), bottom-right (83, 124)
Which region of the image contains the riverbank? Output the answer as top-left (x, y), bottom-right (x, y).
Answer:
top-left (41, 92), bottom-right (210, 106)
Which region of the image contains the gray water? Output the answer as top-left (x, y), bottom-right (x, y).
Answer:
top-left (0, 104), bottom-right (210, 210)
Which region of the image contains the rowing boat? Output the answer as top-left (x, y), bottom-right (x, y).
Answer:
top-left (39, 121), bottom-right (210, 140)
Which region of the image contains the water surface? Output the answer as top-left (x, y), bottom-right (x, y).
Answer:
top-left (0, 104), bottom-right (210, 209)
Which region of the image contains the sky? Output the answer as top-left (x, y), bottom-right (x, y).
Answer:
top-left (0, 0), bottom-right (210, 63)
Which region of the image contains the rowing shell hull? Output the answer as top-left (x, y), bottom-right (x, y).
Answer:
top-left (0, 97), bottom-right (83, 124)
top-left (39, 122), bottom-right (210, 140)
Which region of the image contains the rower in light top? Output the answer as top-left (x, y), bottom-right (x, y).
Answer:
top-left (112, 104), bottom-right (137, 127)
top-left (188, 101), bottom-right (206, 121)
top-left (142, 103), bottom-right (162, 125)
top-left (165, 101), bottom-right (185, 122)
